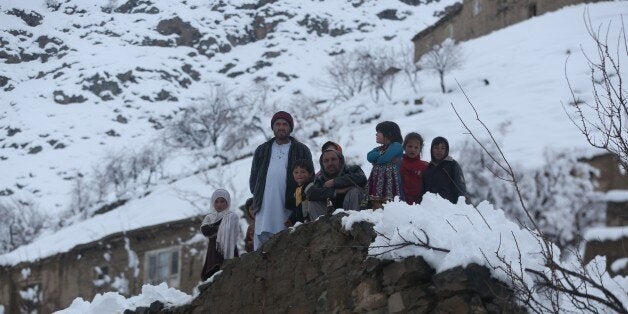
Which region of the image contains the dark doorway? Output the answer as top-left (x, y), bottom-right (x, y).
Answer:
top-left (528, 3), bottom-right (537, 17)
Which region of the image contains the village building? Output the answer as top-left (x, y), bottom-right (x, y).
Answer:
top-left (0, 216), bottom-right (208, 313)
top-left (412, 0), bottom-right (602, 61)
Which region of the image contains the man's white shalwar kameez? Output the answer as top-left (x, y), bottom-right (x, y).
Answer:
top-left (254, 141), bottom-right (291, 250)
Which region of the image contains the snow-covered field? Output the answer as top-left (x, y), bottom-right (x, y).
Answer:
top-left (1, 0), bottom-right (627, 312)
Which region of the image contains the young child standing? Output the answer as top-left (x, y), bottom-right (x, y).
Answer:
top-left (243, 197), bottom-right (255, 253)
top-left (367, 121), bottom-right (404, 209)
top-left (422, 136), bottom-right (468, 204)
top-left (200, 189), bottom-right (240, 281)
top-left (401, 132), bottom-right (429, 204)
top-left (286, 159), bottom-right (318, 225)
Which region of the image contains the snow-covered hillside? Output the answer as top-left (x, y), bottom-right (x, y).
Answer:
top-left (0, 0), bottom-right (626, 265)
top-left (0, 0), bottom-right (460, 217)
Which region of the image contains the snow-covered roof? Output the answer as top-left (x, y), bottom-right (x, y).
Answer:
top-left (585, 226), bottom-right (628, 242)
top-left (605, 190), bottom-right (628, 202)
top-left (0, 179), bottom-right (200, 266)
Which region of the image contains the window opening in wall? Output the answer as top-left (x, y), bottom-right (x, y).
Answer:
top-left (19, 283), bottom-right (42, 314)
top-left (473, 0), bottom-right (482, 16)
top-left (96, 266), bottom-right (109, 280)
top-left (497, 0), bottom-right (508, 15)
top-left (145, 246), bottom-right (181, 288)
top-left (528, 3), bottom-right (537, 17)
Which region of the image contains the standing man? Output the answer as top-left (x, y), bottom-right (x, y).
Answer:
top-left (249, 111), bottom-right (313, 250)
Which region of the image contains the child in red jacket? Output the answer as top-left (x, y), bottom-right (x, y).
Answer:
top-left (401, 132), bottom-right (429, 204)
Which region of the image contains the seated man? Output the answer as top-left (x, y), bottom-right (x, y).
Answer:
top-left (307, 149), bottom-right (367, 211)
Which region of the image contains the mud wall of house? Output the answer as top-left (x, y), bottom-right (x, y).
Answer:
top-left (583, 153), bottom-right (628, 192)
top-left (582, 153), bottom-right (627, 276)
top-left (0, 268), bottom-right (14, 313)
top-left (584, 238), bottom-right (627, 274)
top-left (413, 0), bottom-right (601, 61)
top-left (0, 217), bottom-right (206, 313)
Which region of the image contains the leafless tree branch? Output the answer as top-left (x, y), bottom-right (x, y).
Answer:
top-left (455, 84), bottom-right (626, 313)
top-left (564, 10), bottom-right (627, 172)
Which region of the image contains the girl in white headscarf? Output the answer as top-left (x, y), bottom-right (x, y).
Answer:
top-left (200, 189), bottom-right (240, 281)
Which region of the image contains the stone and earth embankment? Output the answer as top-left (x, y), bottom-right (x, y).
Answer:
top-left (128, 214), bottom-right (523, 313)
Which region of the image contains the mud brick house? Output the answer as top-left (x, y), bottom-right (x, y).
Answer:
top-left (0, 216), bottom-right (208, 313)
top-left (581, 153), bottom-right (628, 275)
top-left (584, 192), bottom-right (628, 276)
top-left (412, 0), bottom-right (603, 61)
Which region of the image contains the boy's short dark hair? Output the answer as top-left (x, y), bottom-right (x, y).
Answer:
top-left (244, 197), bottom-right (254, 210)
top-left (403, 132), bottom-right (424, 149)
top-left (293, 159), bottom-right (314, 174)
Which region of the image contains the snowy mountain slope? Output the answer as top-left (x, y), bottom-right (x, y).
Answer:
top-left (1, 0), bottom-right (626, 265)
top-left (0, 0), bottom-right (459, 217)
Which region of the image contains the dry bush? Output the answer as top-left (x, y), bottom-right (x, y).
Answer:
top-left (565, 12), bottom-right (627, 172)
top-left (420, 38), bottom-right (463, 93)
top-left (0, 199), bottom-right (46, 254)
top-left (164, 86), bottom-right (238, 150)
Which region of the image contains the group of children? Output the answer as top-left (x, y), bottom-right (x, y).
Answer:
top-left (368, 121), bottom-right (468, 207)
top-left (200, 121), bottom-right (468, 280)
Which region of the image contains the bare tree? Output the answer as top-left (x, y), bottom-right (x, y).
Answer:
top-left (101, 152), bottom-right (129, 198)
top-left (400, 42), bottom-right (422, 92)
top-left (225, 83), bottom-right (279, 150)
top-left (420, 38), bottom-right (463, 93)
top-left (201, 87), bottom-right (237, 147)
top-left (363, 47), bottom-right (400, 101)
top-left (322, 50), bottom-right (369, 101)
top-left (122, 144), bottom-right (169, 189)
top-left (0, 199), bottom-right (46, 254)
top-left (163, 108), bottom-right (207, 149)
top-left (136, 145), bottom-right (168, 189)
top-left (69, 174), bottom-right (92, 219)
top-left (452, 84), bottom-right (626, 313)
top-left (68, 144), bottom-right (169, 221)
top-left (321, 47), bottom-right (403, 101)
top-left (164, 86), bottom-right (238, 150)
top-left (565, 12), bottom-right (627, 172)
top-left (290, 93), bottom-right (336, 143)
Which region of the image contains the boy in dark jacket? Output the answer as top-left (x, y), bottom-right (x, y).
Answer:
top-left (285, 159), bottom-right (317, 225)
top-left (243, 198), bottom-right (255, 253)
top-left (421, 137), bottom-right (468, 204)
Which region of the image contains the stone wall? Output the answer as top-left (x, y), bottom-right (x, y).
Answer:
top-left (585, 237), bottom-right (627, 275)
top-left (165, 214), bottom-right (523, 314)
top-left (582, 153), bottom-right (628, 192)
top-left (412, 0), bottom-right (602, 61)
top-left (581, 153), bottom-right (627, 276)
top-left (0, 217), bottom-right (206, 313)
top-left (607, 200), bottom-right (628, 227)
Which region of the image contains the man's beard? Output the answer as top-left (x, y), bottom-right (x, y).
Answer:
top-left (275, 130), bottom-right (290, 140)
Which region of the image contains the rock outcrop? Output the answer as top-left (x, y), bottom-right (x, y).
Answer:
top-left (163, 214), bottom-right (523, 313)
